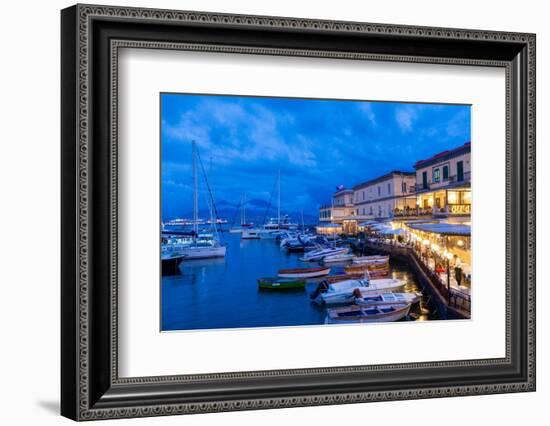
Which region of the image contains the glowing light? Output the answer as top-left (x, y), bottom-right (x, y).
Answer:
top-left (422, 239), bottom-right (430, 246)
top-left (445, 252), bottom-right (454, 260)
top-left (457, 239), bottom-right (464, 247)
top-left (431, 244), bottom-right (439, 252)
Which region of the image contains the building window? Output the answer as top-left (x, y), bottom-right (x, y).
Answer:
top-left (433, 168), bottom-right (440, 183)
top-left (377, 186), bottom-right (381, 196)
top-left (362, 191), bottom-right (365, 201)
top-left (369, 207), bottom-right (373, 215)
top-left (387, 183), bottom-right (391, 194)
top-left (422, 171), bottom-right (428, 189)
top-left (443, 165), bottom-right (449, 180)
top-left (457, 161), bottom-right (464, 181)
top-left (402, 182), bottom-right (407, 193)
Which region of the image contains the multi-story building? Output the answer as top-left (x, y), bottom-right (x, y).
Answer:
top-left (352, 171), bottom-right (417, 219)
top-left (414, 142), bottom-right (471, 219)
top-left (318, 187), bottom-right (372, 234)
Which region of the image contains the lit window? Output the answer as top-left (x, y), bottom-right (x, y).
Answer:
top-left (433, 168), bottom-right (440, 183)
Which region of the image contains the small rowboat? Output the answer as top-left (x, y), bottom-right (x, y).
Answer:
top-left (325, 303), bottom-right (411, 324)
top-left (325, 269), bottom-right (389, 283)
top-left (278, 267), bottom-right (331, 279)
top-left (353, 290), bottom-right (421, 306)
top-left (345, 263), bottom-right (389, 274)
top-left (257, 277), bottom-right (306, 290)
top-left (352, 255), bottom-right (390, 265)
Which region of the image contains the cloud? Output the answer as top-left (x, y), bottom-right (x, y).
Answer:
top-left (357, 103), bottom-right (377, 127)
top-left (395, 106), bottom-right (418, 132)
top-left (161, 95), bottom-right (471, 220)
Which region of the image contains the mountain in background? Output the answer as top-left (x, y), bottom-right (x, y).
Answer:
top-left (165, 197), bottom-right (319, 225)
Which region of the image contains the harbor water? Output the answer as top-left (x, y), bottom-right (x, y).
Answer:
top-left (161, 232), bottom-right (439, 331)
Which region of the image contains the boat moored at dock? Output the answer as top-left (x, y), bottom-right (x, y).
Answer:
top-left (353, 290), bottom-right (421, 307)
top-left (311, 278), bottom-right (406, 305)
top-left (325, 303), bottom-right (411, 324)
top-left (277, 267), bottom-right (331, 279)
top-left (299, 246), bottom-right (349, 262)
top-left (257, 277), bottom-right (306, 290)
top-left (352, 255), bottom-right (390, 265)
top-left (321, 253), bottom-right (355, 263)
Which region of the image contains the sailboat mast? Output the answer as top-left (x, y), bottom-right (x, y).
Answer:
top-left (192, 141), bottom-right (198, 235)
top-left (243, 192), bottom-right (246, 225)
top-left (277, 169), bottom-right (281, 227)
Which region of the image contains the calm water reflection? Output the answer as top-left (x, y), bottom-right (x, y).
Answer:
top-left (161, 232), bottom-right (437, 331)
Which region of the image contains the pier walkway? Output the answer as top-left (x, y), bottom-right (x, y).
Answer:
top-left (353, 239), bottom-right (471, 320)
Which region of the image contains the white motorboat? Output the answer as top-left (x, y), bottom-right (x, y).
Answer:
top-left (242, 229), bottom-right (261, 239)
top-left (311, 278), bottom-right (406, 305)
top-left (299, 246), bottom-right (349, 262)
top-left (353, 291), bottom-right (422, 307)
top-left (322, 253), bottom-right (355, 263)
top-left (325, 303), bottom-right (411, 324)
top-left (352, 255), bottom-right (390, 265)
top-left (178, 244), bottom-right (226, 259)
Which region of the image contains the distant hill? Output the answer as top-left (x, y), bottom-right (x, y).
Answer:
top-left (165, 198), bottom-right (319, 226)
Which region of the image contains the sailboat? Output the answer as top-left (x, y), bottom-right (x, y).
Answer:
top-left (174, 141), bottom-right (226, 259)
top-left (229, 193), bottom-right (254, 233)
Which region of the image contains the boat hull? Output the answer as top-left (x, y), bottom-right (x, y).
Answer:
top-left (315, 278), bottom-right (406, 305)
top-left (161, 254), bottom-right (186, 276)
top-left (300, 248), bottom-right (349, 262)
top-left (278, 267), bottom-right (331, 279)
top-left (178, 245), bottom-right (226, 259)
top-left (257, 278), bottom-right (306, 289)
top-left (326, 303), bottom-right (411, 324)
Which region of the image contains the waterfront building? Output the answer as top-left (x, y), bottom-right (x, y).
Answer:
top-left (414, 142), bottom-right (471, 219)
top-left (352, 171), bottom-right (417, 219)
top-left (318, 187), bottom-right (372, 234)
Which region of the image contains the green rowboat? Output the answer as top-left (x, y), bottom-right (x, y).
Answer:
top-left (257, 277), bottom-right (306, 290)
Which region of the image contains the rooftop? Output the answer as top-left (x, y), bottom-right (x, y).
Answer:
top-left (353, 171), bottom-right (415, 191)
top-left (414, 142), bottom-right (471, 169)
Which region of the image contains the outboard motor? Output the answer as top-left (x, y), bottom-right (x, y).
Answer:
top-left (310, 280), bottom-right (329, 300)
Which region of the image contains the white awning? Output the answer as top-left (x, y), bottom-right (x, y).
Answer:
top-left (407, 222), bottom-right (471, 236)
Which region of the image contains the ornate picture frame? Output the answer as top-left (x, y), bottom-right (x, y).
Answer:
top-left (61, 4), bottom-right (535, 421)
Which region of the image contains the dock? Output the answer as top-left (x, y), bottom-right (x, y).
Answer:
top-left (353, 239), bottom-right (471, 320)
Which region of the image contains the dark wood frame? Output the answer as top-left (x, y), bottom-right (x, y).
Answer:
top-left (61, 4), bottom-right (536, 421)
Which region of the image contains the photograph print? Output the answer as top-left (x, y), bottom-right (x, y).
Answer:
top-left (160, 93), bottom-right (472, 332)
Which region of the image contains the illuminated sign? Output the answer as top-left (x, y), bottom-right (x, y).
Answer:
top-left (450, 204), bottom-right (471, 214)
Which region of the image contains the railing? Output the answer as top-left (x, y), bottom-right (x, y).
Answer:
top-left (392, 207), bottom-right (433, 217)
top-left (363, 237), bottom-right (471, 316)
top-left (410, 248), bottom-right (471, 314)
top-left (415, 171), bottom-right (471, 191)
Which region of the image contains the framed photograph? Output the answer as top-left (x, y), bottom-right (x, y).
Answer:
top-left (61, 4), bottom-right (536, 421)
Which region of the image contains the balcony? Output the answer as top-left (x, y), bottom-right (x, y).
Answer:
top-left (415, 171), bottom-right (471, 192)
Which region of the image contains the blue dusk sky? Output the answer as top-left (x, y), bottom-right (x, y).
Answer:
top-left (161, 93), bottom-right (470, 221)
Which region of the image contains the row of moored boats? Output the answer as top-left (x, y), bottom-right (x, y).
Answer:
top-left (253, 236), bottom-right (422, 324)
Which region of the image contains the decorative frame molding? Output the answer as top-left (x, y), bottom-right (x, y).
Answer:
top-left (61, 4), bottom-right (536, 421)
